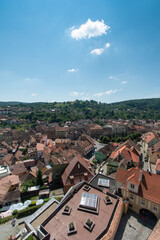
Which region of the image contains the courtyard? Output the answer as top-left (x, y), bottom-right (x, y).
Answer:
top-left (115, 209), bottom-right (157, 240)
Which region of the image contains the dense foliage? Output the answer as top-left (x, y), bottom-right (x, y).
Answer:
top-left (99, 132), bottom-right (142, 144)
top-left (1, 98), bottom-right (160, 126)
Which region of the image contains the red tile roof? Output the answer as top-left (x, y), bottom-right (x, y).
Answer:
top-left (116, 167), bottom-right (160, 204)
top-left (36, 143), bottom-right (45, 151)
top-left (62, 154), bottom-right (94, 186)
top-left (142, 132), bottom-right (156, 144)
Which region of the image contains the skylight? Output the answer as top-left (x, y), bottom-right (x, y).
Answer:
top-left (98, 178), bottom-right (110, 187)
top-left (79, 192), bottom-right (98, 210)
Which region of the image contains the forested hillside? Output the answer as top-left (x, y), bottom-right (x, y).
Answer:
top-left (1, 98), bottom-right (160, 123)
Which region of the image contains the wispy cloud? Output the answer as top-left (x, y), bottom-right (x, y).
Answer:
top-left (24, 78), bottom-right (30, 81)
top-left (105, 89), bottom-right (117, 95)
top-left (67, 68), bottom-right (78, 73)
top-left (121, 81), bottom-right (127, 84)
top-left (94, 89), bottom-right (118, 97)
top-left (71, 91), bottom-right (85, 97)
top-left (90, 48), bottom-right (104, 55)
top-left (24, 77), bottom-right (38, 82)
top-left (94, 92), bottom-right (104, 97)
top-left (31, 93), bottom-right (37, 97)
top-left (90, 42), bottom-right (111, 55)
top-left (108, 75), bottom-right (118, 81)
top-left (70, 19), bottom-right (110, 40)
top-left (108, 76), bottom-right (113, 79)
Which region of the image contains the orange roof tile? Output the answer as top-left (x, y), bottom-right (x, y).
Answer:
top-left (116, 167), bottom-right (160, 204)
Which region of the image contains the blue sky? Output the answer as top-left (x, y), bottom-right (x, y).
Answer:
top-left (0, 0), bottom-right (160, 103)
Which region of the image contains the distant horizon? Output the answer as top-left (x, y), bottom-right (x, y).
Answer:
top-left (0, 97), bottom-right (160, 105)
top-left (0, 0), bottom-right (160, 102)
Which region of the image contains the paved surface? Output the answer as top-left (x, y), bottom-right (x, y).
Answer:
top-left (50, 188), bottom-right (64, 197)
top-left (31, 202), bottom-right (58, 229)
top-left (94, 139), bottom-right (106, 151)
top-left (0, 192), bottom-right (63, 240)
top-left (115, 209), bottom-right (157, 240)
top-left (89, 140), bottom-right (106, 167)
top-left (0, 216), bottom-right (29, 240)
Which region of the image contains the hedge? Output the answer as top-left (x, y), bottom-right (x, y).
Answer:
top-left (0, 199), bottom-right (51, 224)
top-left (0, 215), bottom-right (13, 224)
top-left (17, 204), bottom-right (43, 218)
top-left (29, 198), bottom-right (50, 207)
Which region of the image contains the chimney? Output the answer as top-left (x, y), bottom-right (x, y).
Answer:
top-left (139, 170), bottom-right (143, 181)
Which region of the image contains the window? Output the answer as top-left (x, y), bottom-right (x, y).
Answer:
top-left (80, 192), bottom-right (98, 211)
top-left (98, 178), bottom-right (110, 187)
top-left (141, 199), bottom-right (145, 206)
top-left (130, 184), bottom-right (135, 189)
top-left (153, 205), bottom-right (158, 212)
top-left (130, 194), bottom-right (134, 201)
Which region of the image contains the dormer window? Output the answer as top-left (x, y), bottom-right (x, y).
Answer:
top-left (130, 184), bottom-right (135, 189)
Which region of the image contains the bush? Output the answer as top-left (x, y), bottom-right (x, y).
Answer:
top-left (0, 215), bottom-right (13, 224)
top-left (17, 204), bottom-right (43, 218)
top-left (29, 201), bottom-right (37, 207)
top-left (26, 235), bottom-right (36, 240)
top-left (43, 198), bottom-right (51, 203)
top-left (12, 209), bottom-right (18, 216)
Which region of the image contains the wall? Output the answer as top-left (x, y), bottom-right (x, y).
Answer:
top-left (148, 220), bottom-right (160, 240)
top-left (123, 189), bottom-right (160, 219)
top-left (126, 182), bottom-right (139, 194)
top-left (101, 198), bottom-right (124, 240)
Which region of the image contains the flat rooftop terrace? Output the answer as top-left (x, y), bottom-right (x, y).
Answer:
top-left (31, 202), bottom-right (58, 230)
top-left (42, 184), bottom-right (119, 240)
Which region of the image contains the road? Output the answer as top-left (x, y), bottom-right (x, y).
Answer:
top-left (140, 145), bottom-right (156, 173)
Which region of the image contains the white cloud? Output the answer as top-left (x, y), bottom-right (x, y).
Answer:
top-left (70, 19), bottom-right (110, 40)
top-left (108, 75), bottom-right (118, 81)
top-left (121, 81), bottom-right (127, 84)
top-left (94, 92), bottom-right (104, 97)
top-left (105, 42), bottom-right (111, 48)
top-left (72, 91), bottom-right (79, 96)
top-left (24, 77), bottom-right (38, 82)
top-left (24, 78), bottom-right (30, 81)
top-left (90, 48), bottom-right (104, 55)
top-left (90, 42), bottom-right (111, 56)
top-left (105, 89), bottom-right (117, 95)
top-left (94, 89), bottom-right (118, 97)
top-left (72, 91), bottom-right (85, 97)
top-left (31, 93), bottom-right (37, 97)
top-left (67, 68), bottom-right (78, 72)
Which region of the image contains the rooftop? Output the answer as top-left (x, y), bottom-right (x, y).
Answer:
top-left (41, 183), bottom-right (119, 240)
top-left (116, 167), bottom-right (160, 204)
